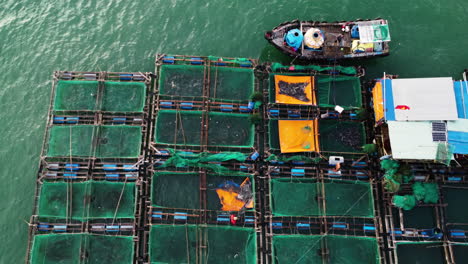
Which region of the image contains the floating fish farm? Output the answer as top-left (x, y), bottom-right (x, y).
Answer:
top-left (25, 55), bottom-right (468, 263)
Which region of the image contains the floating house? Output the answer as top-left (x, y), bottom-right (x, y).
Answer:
top-left (372, 74), bottom-right (468, 163)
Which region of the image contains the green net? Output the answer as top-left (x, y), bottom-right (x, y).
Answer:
top-left (155, 110), bottom-right (202, 146)
top-left (316, 76), bottom-right (362, 109)
top-left (149, 225), bottom-right (199, 264)
top-left (96, 126), bottom-right (142, 158)
top-left (318, 120), bottom-right (365, 153)
top-left (393, 195), bottom-right (417, 211)
top-left (435, 142), bottom-right (455, 166)
top-left (412, 182), bottom-right (439, 204)
top-left (149, 225), bottom-right (256, 264)
top-left (209, 67), bottom-right (254, 101)
top-left (159, 150), bottom-right (249, 174)
top-left (265, 154), bottom-right (322, 164)
top-left (47, 125), bottom-right (95, 157)
top-left (101, 81), bottom-right (146, 112)
top-left (208, 112), bottom-right (254, 148)
top-left (400, 206), bottom-right (435, 229)
top-left (270, 63), bottom-right (358, 75)
top-left (54, 81), bottom-right (99, 111)
top-left (396, 242), bottom-right (445, 264)
top-left (30, 234), bottom-right (134, 264)
top-left (159, 64), bottom-right (205, 97)
top-left (272, 235), bottom-right (379, 264)
top-left (152, 172), bottom-right (253, 211)
top-left (324, 180), bottom-right (374, 217)
top-left (38, 181), bottom-right (135, 220)
top-left (48, 125), bottom-right (142, 158)
top-left (270, 179), bottom-right (374, 217)
top-left (152, 172), bottom-right (200, 209)
top-left (270, 179), bottom-right (320, 216)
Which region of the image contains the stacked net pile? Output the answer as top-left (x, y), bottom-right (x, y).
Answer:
top-left (149, 225), bottom-right (256, 264)
top-left (30, 234), bottom-right (134, 264)
top-left (270, 179), bottom-right (374, 217)
top-left (54, 80), bottom-right (146, 112)
top-left (47, 125), bottom-right (142, 158)
top-left (272, 235), bottom-right (379, 264)
top-left (38, 181), bottom-right (135, 220)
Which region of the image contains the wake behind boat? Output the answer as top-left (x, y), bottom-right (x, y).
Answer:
top-left (265, 19), bottom-right (391, 60)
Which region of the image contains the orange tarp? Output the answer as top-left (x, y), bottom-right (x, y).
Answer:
top-left (275, 75), bottom-right (316, 105)
top-left (216, 178), bottom-right (254, 211)
top-left (372, 81), bottom-right (384, 122)
top-left (278, 120), bottom-right (320, 153)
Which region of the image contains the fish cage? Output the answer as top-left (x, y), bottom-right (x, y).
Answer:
top-left (29, 233), bottom-right (136, 264)
top-left (262, 157), bottom-right (385, 264)
top-left (149, 54), bottom-right (260, 154)
top-left (26, 71), bottom-right (151, 264)
top-left (261, 62), bottom-right (365, 120)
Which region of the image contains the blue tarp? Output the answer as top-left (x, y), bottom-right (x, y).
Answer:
top-left (448, 131), bottom-right (468, 154)
top-left (453, 81), bottom-right (468, 119)
top-left (284, 29), bottom-right (303, 50)
top-left (382, 79), bottom-right (396, 121)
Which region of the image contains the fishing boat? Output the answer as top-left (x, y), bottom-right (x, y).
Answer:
top-left (265, 19), bottom-right (391, 60)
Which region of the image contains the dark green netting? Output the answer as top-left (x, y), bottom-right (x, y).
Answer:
top-left (412, 182), bottom-right (439, 204)
top-left (205, 226), bottom-right (256, 264)
top-left (399, 206), bottom-right (435, 229)
top-left (47, 125), bottom-right (95, 157)
top-left (102, 81), bottom-right (146, 112)
top-left (96, 126), bottom-right (142, 158)
top-left (30, 234), bottom-right (83, 264)
top-left (270, 179), bottom-right (374, 217)
top-left (152, 172), bottom-right (253, 211)
top-left (208, 56), bottom-right (253, 66)
top-left (89, 181), bottom-right (135, 219)
top-left (155, 110), bottom-right (202, 146)
top-left (30, 234), bottom-right (134, 264)
top-left (319, 120), bottom-right (365, 153)
top-left (48, 125), bottom-right (142, 158)
top-left (272, 235), bottom-right (379, 264)
top-left (209, 67), bottom-right (254, 101)
top-left (265, 154), bottom-right (322, 164)
top-left (442, 187), bottom-right (468, 225)
top-left (208, 112), bottom-right (254, 147)
top-left (270, 179), bottom-right (320, 216)
top-left (268, 120), bottom-right (280, 149)
top-left (159, 64), bottom-right (204, 97)
top-left (396, 242), bottom-right (445, 264)
top-left (54, 80), bottom-right (98, 111)
top-left (38, 182), bottom-right (89, 220)
top-left (324, 180), bottom-right (374, 217)
top-left (270, 63), bottom-right (358, 75)
top-left (38, 181), bottom-right (135, 220)
top-left (453, 244), bottom-right (468, 264)
top-left (152, 172), bottom-right (200, 209)
top-left (149, 225), bottom-right (256, 264)
top-left (150, 225), bottom-right (198, 264)
top-left (316, 76), bottom-right (362, 109)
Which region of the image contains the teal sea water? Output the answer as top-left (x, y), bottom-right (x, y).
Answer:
top-left (0, 0), bottom-right (467, 262)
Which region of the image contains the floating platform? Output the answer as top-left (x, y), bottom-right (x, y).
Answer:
top-left (25, 56), bottom-right (468, 264)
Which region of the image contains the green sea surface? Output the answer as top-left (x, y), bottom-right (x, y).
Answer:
top-left (0, 0), bottom-right (467, 262)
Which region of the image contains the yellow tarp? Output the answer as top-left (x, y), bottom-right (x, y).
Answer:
top-left (372, 81), bottom-right (384, 122)
top-left (275, 75), bottom-right (316, 105)
top-left (278, 120), bottom-right (320, 153)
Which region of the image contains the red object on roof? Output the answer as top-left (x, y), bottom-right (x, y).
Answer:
top-left (395, 105), bottom-right (410, 110)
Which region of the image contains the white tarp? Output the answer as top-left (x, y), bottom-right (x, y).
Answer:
top-left (391, 77), bottom-right (458, 121)
top-left (388, 121), bottom-right (440, 160)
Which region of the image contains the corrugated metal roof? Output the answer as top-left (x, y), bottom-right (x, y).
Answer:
top-left (389, 78), bottom-right (458, 121)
